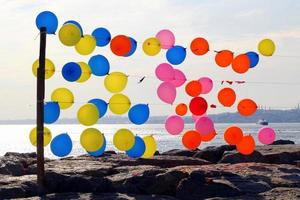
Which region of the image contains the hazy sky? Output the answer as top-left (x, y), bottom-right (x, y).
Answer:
top-left (0, 0), bottom-right (299, 120)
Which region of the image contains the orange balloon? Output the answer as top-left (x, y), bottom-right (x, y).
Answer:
top-left (110, 35), bottom-right (131, 56)
top-left (217, 88), bottom-right (236, 107)
top-left (236, 135), bottom-right (256, 155)
top-left (224, 126), bottom-right (243, 145)
top-left (176, 103), bottom-right (188, 116)
top-left (200, 129), bottom-right (217, 142)
top-left (215, 50), bottom-right (234, 68)
top-left (185, 80), bottom-right (202, 97)
top-left (238, 98), bottom-right (257, 116)
top-left (232, 54), bottom-right (250, 74)
top-left (190, 37), bottom-right (209, 56)
top-left (182, 130), bottom-right (201, 150)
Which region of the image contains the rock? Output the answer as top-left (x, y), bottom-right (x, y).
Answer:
top-left (193, 145), bottom-right (236, 163)
top-left (220, 151), bottom-right (266, 164)
top-left (162, 149), bottom-right (199, 157)
top-left (271, 139), bottom-right (295, 145)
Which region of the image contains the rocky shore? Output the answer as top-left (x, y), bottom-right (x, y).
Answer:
top-left (0, 140), bottom-right (299, 200)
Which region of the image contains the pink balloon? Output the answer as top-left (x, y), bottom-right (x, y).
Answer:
top-left (192, 113), bottom-right (207, 122)
top-left (258, 127), bottom-right (276, 145)
top-left (156, 29), bottom-right (175, 49)
top-left (195, 116), bottom-right (214, 135)
top-left (155, 63), bottom-right (175, 82)
top-left (165, 115), bottom-right (184, 135)
top-left (171, 69), bottom-right (186, 87)
top-left (157, 82), bottom-right (176, 104)
top-left (198, 77), bottom-right (213, 94)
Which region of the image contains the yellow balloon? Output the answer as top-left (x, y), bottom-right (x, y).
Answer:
top-left (32, 58), bottom-right (55, 79)
top-left (80, 128), bottom-right (104, 152)
top-left (143, 37), bottom-right (161, 56)
top-left (142, 135), bottom-right (157, 159)
top-left (109, 93), bottom-right (131, 115)
top-left (113, 129), bottom-right (135, 151)
top-left (76, 62), bottom-right (91, 83)
top-left (29, 127), bottom-right (52, 147)
top-left (58, 24), bottom-right (81, 46)
top-left (104, 72), bottom-right (128, 93)
top-left (77, 103), bottom-right (99, 126)
top-left (75, 34), bottom-right (96, 55)
top-left (51, 88), bottom-right (74, 109)
top-left (258, 39), bottom-right (276, 56)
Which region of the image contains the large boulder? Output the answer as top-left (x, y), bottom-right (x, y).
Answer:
top-left (193, 145), bottom-right (236, 163)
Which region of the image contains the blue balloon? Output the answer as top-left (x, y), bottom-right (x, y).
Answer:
top-left (246, 51), bottom-right (259, 68)
top-left (92, 27), bottom-right (111, 47)
top-left (124, 37), bottom-right (137, 57)
top-left (166, 45), bottom-right (187, 65)
top-left (88, 135), bottom-right (106, 157)
top-left (50, 133), bottom-right (73, 157)
top-left (44, 101), bottom-right (60, 124)
top-left (64, 20), bottom-right (83, 36)
top-left (126, 136), bottom-right (146, 158)
top-left (128, 104), bottom-right (150, 125)
top-left (88, 99), bottom-right (108, 118)
top-left (88, 55), bottom-right (110, 76)
top-left (62, 62), bottom-right (82, 82)
top-left (35, 11), bottom-right (58, 34)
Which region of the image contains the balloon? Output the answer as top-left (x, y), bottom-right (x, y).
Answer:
top-left (155, 63), bottom-right (175, 82)
top-left (232, 54), bottom-right (250, 74)
top-left (258, 127), bottom-right (276, 145)
top-left (237, 98), bottom-right (257, 116)
top-left (29, 127), bottom-right (52, 147)
top-left (198, 77), bottom-right (213, 94)
top-left (215, 50), bottom-right (234, 68)
top-left (51, 88), bottom-right (74, 109)
top-left (185, 80), bottom-right (202, 97)
top-left (64, 20), bottom-right (83, 35)
top-left (88, 135), bottom-right (106, 157)
top-left (126, 136), bottom-right (146, 158)
top-left (75, 35), bottom-right (96, 55)
top-left (166, 45), bottom-right (186, 65)
top-left (80, 128), bottom-right (104, 152)
top-left (171, 69), bottom-right (186, 87)
top-left (195, 116), bottom-right (214, 135)
top-left (236, 135), bottom-right (256, 155)
top-left (44, 101), bottom-right (60, 124)
top-left (104, 72), bottom-right (128, 93)
top-left (77, 103), bottom-right (99, 126)
top-left (128, 104), bottom-right (150, 125)
top-left (190, 37), bottom-right (209, 56)
top-left (35, 11), bottom-right (58, 34)
top-left (125, 37), bottom-right (137, 57)
top-left (142, 135), bottom-right (157, 158)
top-left (92, 27), bottom-right (111, 47)
top-left (182, 130), bottom-right (201, 150)
top-left (50, 133), bottom-right (72, 157)
top-left (142, 37), bottom-right (161, 56)
top-left (189, 97), bottom-right (208, 116)
top-left (113, 129), bottom-right (135, 151)
top-left (201, 129), bottom-right (217, 142)
top-left (32, 58), bottom-right (55, 79)
top-left (155, 29), bottom-right (175, 49)
top-left (224, 126), bottom-right (243, 145)
top-left (88, 98), bottom-right (108, 118)
top-left (218, 88), bottom-right (236, 107)
top-left (246, 51), bottom-right (259, 68)
top-left (175, 103), bottom-right (188, 116)
top-left (165, 115), bottom-right (184, 135)
top-left (191, 113), bottom-right (207, 122)
top-left (157, 82), bottom-right (176, 104)
top-left (88, 55), bottom-right (110, 76)
top-left (76, 62), bottom-right (91, 83)
top-left (109, 94), bottom-right (131, 115)
top-left (258, 39), bottom-right (275, 56)
top-left (62, 62), bottom-right (82, 82)
top-left (58, 24), bottom-right (81, 46)
top-left (110, 35), bottom-right (131, 56)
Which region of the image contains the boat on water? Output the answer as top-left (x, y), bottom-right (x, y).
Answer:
top-left (257, 119), bottom-right (268, 125)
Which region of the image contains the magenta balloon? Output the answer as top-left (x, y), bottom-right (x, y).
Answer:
top-left (195, 116), bottom-right (214, 135)
top-left (165, 115), bottom-right (184, 135)
top-left (258, 127), bottom-right (276, 145)
top-left (171, 69), bottom-right (186, 87)
top-left (192, 113), bottom-right (207, 122)
top-left (157, 82), bottom-right (176, 104)
top-left (156, 29), bottom-right (175, 49)
top-left (155, 63), bottom-right (175, 82)
top-left (198, 77), bottom-right (213, 94)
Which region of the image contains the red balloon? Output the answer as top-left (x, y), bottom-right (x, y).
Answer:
top-left (237, 98), bottom-right (257, 116)
top-left (110, 35), bottom-right (131, 56)
top-left (200, 129), bottom-right (217, 142)
top-left (218, 88), bottom-right (236, 107)
top-left (182, 130), bottom-right (202, 150)
top-left (236, 135), bottom-right (256, 155)
top-left (185, 80), bottom-right (202, 97)
top-left (189, 97), bottom-right (208, 116)
top-left (176, 103), bottom-right (188, 116)
top-left (190, 37), bottom-right (209, 56)
top-left (224, 126), bottom-right (243, 145)
top-left (215, 50), bottom-right (234, 68)
top-left (232, 54), bottom-right (250, 74)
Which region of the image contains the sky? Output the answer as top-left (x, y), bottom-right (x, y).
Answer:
top-left (0, 0), bottom-right (299, 120)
